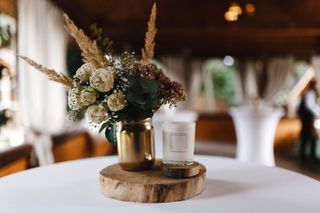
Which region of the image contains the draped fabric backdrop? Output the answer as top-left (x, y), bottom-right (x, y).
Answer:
top-left (161, 57), bottom-right (188, 109)
top-left (18, 0), bottom-right (67, 165)
top-left (236, 57), bottom-right (293, 106)
top-left (202, 61), bottom-right (215, 111)
top-left (245, 61), bottom-right (259, 103)
top-left (261, 58), bottom-right (294, 102)
top-left (311, 56), bottom-right (320, 82)
top-left (181, 59), bottom-right (215, 111)
top-left (188, 60), bottom-right (204, 109)
top-left (161, 57), bottom-right (185, 86)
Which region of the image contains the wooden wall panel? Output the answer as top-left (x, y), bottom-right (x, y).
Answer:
top-left (52, 131), bottom-right (115, 163)
top-left (196, 114), bottom-right (236, 143)
top-left (52, 132), bottom-right (92, 162)
top-left (0, 144), bottom-right (32, 177)
top-left (0, 158), bottom-right (28, 177)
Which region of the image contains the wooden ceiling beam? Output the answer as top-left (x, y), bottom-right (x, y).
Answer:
top-left (52, 0), bottom-right (320, 57)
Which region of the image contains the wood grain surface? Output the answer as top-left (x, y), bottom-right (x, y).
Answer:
top-left (99, 161), bottom-right (206, 203)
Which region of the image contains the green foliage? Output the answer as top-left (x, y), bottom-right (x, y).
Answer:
top-left (90, 24), bottom-right (113, 55)
top-left (0, 14), bottom-right (11, 47)
top-left (206, 59), bottom-right (236, 104)
top-left (104, 123), bottom-right (117, 146)
top-left (126, 76), bottom-right (159, 108)
top-left (99, 121), bottom-right (109, 133)
top-left (124, 76), bottom-right (160, 120)
top-left (99, 117), bottom-right (118, 133)
top-left (274, 60), bottom-right (309, 105)
top-left (292, 61), bottom-right (309, 79)
top-left (99, 76), bottom-right (160, 145)
top-left (287, 60), bottom-right (310, 90)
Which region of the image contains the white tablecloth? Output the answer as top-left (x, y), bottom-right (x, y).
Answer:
top-left (0, 156), bottom-right (319, 213)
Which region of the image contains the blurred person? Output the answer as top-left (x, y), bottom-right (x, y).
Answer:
top-left (297, 79), bottom-right (320, 161)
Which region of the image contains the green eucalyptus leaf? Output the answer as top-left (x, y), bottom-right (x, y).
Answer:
top-left (124, 104), bottom-right (153, 120)
top-left (99, 121), bottom-right (109, 133)
top-left (105, 123), bottom-right (117, 146)
top-left (126, 76), bottom-right (160, 110)
top-left (127, 91), bottom-right (147, 105)
top-left (119, 76), bottom-right (161, 120)
top-left (127, 76), bottom-right (159, 94)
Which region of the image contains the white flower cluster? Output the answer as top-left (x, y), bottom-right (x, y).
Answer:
top-left (68, 63), bottom-right (127, 124)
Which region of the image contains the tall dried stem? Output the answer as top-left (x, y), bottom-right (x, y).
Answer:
top-left (19, 56), bottom-right (73, 88)
top-left (141, 3), bottom-right (157, 64)
top-left (64, 14), bottom-right (108, 68)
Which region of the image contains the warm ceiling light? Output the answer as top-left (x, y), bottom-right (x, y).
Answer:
top-left (245, 3), bottom-right (255, 15)
top-left (230, 2), bottom-right (242, 15)
top-left (225, 2), bottom-right (242, 22)
top-left (224, 10), bottom-right (238, 22)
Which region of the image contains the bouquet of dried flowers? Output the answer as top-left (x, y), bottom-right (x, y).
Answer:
top-left (20, 3), bottom-right (185, 144)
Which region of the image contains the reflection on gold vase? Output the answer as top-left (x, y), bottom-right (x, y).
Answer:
top-left (116, 118), bottom-right (155, 171)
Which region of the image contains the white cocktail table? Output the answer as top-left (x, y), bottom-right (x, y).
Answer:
top-left (0, 155), bottom-right (319, 213)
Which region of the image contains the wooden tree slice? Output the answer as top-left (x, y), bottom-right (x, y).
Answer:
top-left (99, 160), bottom-right (206, 203)
top-left (161, 162), bottom-right (200, 178)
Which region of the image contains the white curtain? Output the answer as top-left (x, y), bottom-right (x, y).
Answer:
top-left (18, 0), bottom-right (67, 165)
top-left (236, 57), bottom-right (293, 106)
top-left (161, 57), bottom-right (186, 88)
top-left (245, 61), bottom-right (259, 102)
top-left (262, 58), bottom-right (293, 101)
top-left (188, 60), bottom-right (203, 109)
top-left (202, 62), bottom-right (215, 111)
top-left (235, 61), bottom-right (259, 105)
top-left (311, 56), bottom-right (320, 82)
top-left (161, 56), bottom-right (188, 109)
top-left (184, 59), bottom-right (215, 111)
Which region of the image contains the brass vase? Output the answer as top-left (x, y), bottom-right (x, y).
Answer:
top-left (116, 118), bottom-right (155, 171)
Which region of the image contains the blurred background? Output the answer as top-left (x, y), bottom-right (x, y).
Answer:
top-left (0, 0), bottom-right (320, 179)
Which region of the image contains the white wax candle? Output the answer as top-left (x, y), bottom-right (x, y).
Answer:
top-left (162, 122), bottom-right (195, 165)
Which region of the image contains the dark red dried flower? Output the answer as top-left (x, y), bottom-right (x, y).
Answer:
top-left (130, 62), bottom-right (186, 107)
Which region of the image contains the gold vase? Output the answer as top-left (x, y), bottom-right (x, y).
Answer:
top-left (116, 118), bottom-right (155, 171)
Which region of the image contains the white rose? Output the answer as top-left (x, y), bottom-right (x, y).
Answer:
top-left (80, 87), bottom-right (97, 107)
top-left (68, 87), bottom-right (82, 110)
top-left (90, 67), bottom-right (115, 92)
top-left (107, 93), bottom-right (126, 112)
top-left (75, 63), bottom-right (95, 82)
top-left (86, 104), bottom-right (108, 124)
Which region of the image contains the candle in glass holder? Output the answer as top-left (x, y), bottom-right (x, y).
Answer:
top-left (162, 122), bottom-right (195, 165)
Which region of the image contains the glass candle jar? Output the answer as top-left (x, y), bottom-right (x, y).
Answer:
top-left (162, 122), bottom-right (196, 165)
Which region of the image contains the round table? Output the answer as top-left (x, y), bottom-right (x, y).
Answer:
top-left (0, 156), bottom-right (319, 213)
